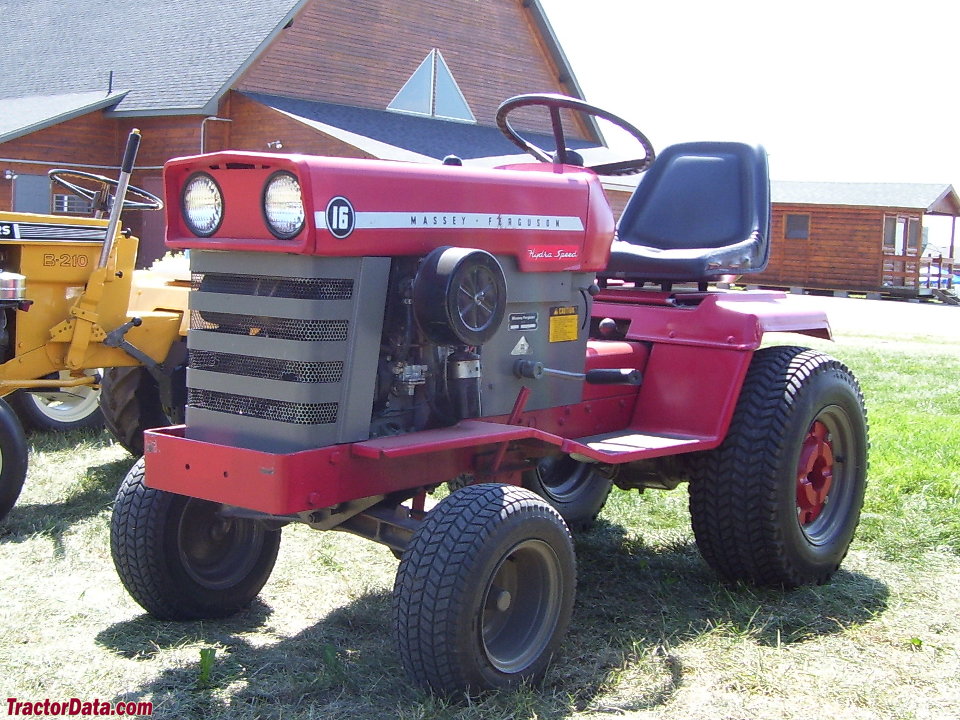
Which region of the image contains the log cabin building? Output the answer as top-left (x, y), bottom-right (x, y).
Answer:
top-left (757, 181), bottom-right (960, 296)
top-left (0, 0), bottom-right (607, 266)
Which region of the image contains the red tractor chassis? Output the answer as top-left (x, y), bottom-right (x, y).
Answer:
top-left (110, 95), bottom-right (867, 697)
top-left (143, 287), bottom-right (830, 515)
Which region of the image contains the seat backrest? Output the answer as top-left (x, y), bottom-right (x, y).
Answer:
top-left (601, 142), bottom-right (770, 284)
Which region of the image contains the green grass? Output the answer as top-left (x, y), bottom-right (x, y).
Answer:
top-left (0, 322), bottom-right (958, 719)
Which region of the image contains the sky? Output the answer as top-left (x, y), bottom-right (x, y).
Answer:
top-left (540, 0), bottom-right (960, 189)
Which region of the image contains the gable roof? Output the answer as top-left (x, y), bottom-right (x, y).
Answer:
top-left (772, 181), bottom-right (960, 216)
top-left (0, 0), bottom-right (307, 115)
top-left (247, 93), bottom-right (599, 162)
top-left (1, 0), bottom-right (588, 122)
top-left (0, 91), bottom-right (127, 143)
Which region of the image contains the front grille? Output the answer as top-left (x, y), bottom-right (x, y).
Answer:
top-left (13, 222), bottom-right (107, 241)
top-left (190, 310), bottom-right (349, 341)
top-left (189, 388), bottom-right (338, 425)
top-left (191, 273), bottom-right (354, 300)
top-left (184, 252), bottom-right (390, 452)
top-left (189, 350), bottom-right (343, 383)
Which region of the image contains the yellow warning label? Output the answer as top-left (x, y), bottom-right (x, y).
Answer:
top-left (549, 306), bottom-right (579, 343)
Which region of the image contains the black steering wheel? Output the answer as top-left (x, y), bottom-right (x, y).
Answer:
top-left (49, 169), bottom-right (163, 214)
top-left (496, 93), bottom-right (655, 176)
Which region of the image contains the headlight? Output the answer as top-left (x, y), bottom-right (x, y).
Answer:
top-left (181, 173), bottom-right (223, 237)
top-left (263, 171), bottom-right (304, 239)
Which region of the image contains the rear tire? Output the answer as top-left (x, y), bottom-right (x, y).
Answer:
top-left (111, 457), bottom-right (281, 619)
top-left (522, 455), bottom-right (612, 531)
top-left (8, 370), bottom-right (103, 432)
top-left (394, 484), bottom-right (576, 695)
top-left (0, 398), bottom-right (29, 521)
top-left (688, 346), bottom-right (868, 588)
top-left (100, 367), bottom-right (174, 456)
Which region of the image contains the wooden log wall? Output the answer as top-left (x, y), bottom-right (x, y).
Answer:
top-left (235, 0), bottom-right (593, 139)
top-left (750, 203), bottom-right (895, 291)
top-left (0, 112), bottom-right (207, 264)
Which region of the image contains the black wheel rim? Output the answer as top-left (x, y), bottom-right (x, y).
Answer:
top-left (177, 499), bottom-right (265, 590)
top-left (535, 456), bottom-right (594, 503)
top-left (456, 264), bottom-right (501, 335)
top-left (796, 404), bottom-right (858, 545)
top-left (480, 539), bottom-right (562, 674)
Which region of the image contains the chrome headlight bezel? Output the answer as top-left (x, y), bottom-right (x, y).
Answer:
top-left (262, 171), bottom-right (305, 240)
top-left (181, 172), bottom-right (224, 237)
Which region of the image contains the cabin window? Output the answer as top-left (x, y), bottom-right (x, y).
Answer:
top-left (53, 193), bottom-right (94, 215)
top-left (785, 213), bottom-right (810, 239)
top-left (883, 215), bottom-right (922, 255)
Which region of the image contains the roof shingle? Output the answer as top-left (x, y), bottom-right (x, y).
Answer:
top-left (772, 180), bottom-right (960, 215)
top-left (0, 0), bottom-right (306, 114)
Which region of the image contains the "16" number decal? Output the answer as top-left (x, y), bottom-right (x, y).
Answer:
top-left (325, 197), bottom-right (355, 239)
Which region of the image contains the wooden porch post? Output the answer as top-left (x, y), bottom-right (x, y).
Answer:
top-left (951, 216), bottom-right (956, 260)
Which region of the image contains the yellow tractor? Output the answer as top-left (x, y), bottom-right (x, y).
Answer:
top-left (0, 130), bottom-right (186, 519)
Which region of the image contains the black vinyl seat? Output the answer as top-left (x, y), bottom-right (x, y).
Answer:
top-left (600, 142), bottom-right (771, 287)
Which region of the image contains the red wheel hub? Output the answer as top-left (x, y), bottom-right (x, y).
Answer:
top-left (796, 420), bottom-right (834, 525)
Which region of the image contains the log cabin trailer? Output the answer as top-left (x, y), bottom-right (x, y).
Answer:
top-left (757, 181), bottom-right (960, 299)
top-left (0, 0), bottom-right (607, 267)
top-left (602, 179), bottom-right (960, 301)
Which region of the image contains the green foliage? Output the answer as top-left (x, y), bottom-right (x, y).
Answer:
top-left (196, 647), bottom-right (217, 688)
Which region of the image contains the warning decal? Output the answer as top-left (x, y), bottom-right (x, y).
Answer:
top-left (511, 336), bottom-right (532, 355)
top-left (548, 306), bottom-right (579, 343)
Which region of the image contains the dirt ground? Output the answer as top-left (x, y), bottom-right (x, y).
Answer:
top-left (772, 292), bottom-right (960, 341)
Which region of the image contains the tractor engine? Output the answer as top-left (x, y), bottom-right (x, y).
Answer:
top-left (165, 152), bottom-right (615, 453)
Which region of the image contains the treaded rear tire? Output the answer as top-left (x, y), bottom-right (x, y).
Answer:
top-left (688, 346), bottom-right (868, 588)
top-left (522, 455), bottom-right (612, 531)
top-left (394, 483), bottom-right (576, 695)
top-left (100, 367), bottom-right (172, 456)
top-left (0, 398), bottom-right (29, 521)
top-left (111, 457), bottom-right (281, 619)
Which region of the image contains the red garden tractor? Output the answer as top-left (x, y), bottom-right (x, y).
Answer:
top-left (110, 94), bottom-right (868, 695)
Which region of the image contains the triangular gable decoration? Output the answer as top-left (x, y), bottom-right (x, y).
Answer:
top-left (388, 49), bottom-right (476, 123)
top-left (387, 53), bottom-right (434, 116)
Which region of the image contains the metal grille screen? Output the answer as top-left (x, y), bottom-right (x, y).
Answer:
top-left (188, 388), bottom-right (339, 425)
top-left (191, 273), bottom-right (354, 300)
top-left (189, 350), bottom-right (343, 383)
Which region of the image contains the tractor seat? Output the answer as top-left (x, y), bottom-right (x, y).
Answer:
top-left (600, 142), bottom-right (770, 287)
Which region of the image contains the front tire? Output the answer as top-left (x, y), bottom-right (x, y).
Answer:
top-left (111, 457), bottom-right (281, 619)
top-left (0, 398), bottom-right (29, 521)
top-left (688, 346), bottom-right (868, 588)
top-left (394, 484), bottom-right (576, 695)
